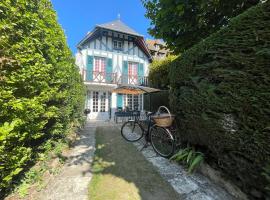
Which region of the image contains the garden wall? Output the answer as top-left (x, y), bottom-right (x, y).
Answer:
top-left (169, 2), bottom-right (270, 199)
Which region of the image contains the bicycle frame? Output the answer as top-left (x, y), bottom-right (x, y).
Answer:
top-left (134, 112), bottom-right (154, 143)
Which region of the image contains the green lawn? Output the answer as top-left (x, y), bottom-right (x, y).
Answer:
top-left (89, 126), bottom-right (181, 200)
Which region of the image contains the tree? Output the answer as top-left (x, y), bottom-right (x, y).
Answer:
top-left (142, 0), bottom-right (260, 53)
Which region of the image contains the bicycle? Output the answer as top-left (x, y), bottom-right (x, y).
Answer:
top-left (121, 106), bottom-right (176, 158)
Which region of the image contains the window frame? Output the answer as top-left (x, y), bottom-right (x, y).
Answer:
top-left (113, 40), bottom-right (123, 51)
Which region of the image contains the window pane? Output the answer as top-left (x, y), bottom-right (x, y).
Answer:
top-left (134, 95), bottom-right (139, 110)
top-left (100, 92), bottom-right (106, 112)
top-left (92, 91), bottom-right (99, 112)
top-left (127, 94), bottom-right (133, 110)
top-left (113, 41), bottom-right (118, 48)
top-left (118, 41), bottom-right (122, 48)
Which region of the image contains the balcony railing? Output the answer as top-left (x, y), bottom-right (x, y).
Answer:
top-left (120, 75), bottom-right (149, 86)
top-left (82, 70), bottom-right (118, 84)
top-left (82, 70), bottom-right (148, 86)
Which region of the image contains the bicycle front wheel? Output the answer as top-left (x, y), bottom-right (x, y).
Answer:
top-left (121, 121), bottom-right (144, 142)
top-left (150, 125), bottom-right (175, 158)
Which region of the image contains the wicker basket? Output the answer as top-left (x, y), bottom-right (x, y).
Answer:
top-left (152, 106), bottom-right (175, 127)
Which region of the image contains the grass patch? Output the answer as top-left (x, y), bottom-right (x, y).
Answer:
top-left (89, 126), bottom-right (181, 200)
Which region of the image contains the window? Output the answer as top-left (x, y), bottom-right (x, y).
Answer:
top-left (127, 94), bottom-right (133, 110)
top-left (100, 92), bottom-right (106, 112)
top-left (92, 91), bottom-right (99, 112)
top-left (123, 94), bottom-right (142, 111)
top-left (113, 41), bottom-right (118, 49)
top-left (113, 40), bottom-right (123, 50)
top-left (128, 62), bottom-right (138, 84)
top-left (118, 41), bottom-right (122, 49)
top-left (86, 91), bottom-right (91, 109)
top-left (93, 57), bottom-right (106, 82)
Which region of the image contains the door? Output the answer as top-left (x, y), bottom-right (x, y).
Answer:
top-left (128, 62), bottom-right (138, 84)
top-left (88, 91), bottom-right (109, 120)
top-left (93, 57), bottom-right (106, 82)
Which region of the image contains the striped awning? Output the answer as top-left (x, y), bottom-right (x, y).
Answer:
top-left (112, 84), bottom-right (161, 94)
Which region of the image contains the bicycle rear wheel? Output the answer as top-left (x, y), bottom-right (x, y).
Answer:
top-left (121, 120), bottom-right (144, 142)
top-left (150, 125), bottom-right (175, 158)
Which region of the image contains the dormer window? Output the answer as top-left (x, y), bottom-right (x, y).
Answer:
top-left (113, 40), bottom-right (123, 50)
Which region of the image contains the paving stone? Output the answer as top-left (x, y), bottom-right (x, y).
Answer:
top-left (168, 176), bottom-right (199, 195)
top-left (186, 192), bottom-right (214, 200)
top-left (36, 121), bottom-right (101, 200)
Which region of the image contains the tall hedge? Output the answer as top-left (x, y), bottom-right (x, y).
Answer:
top-left (148, 55), bottom-right (177, 90)
top-left (170, 2), bottom-right (270, 198)
top-left (0, 0), bottom-right (84, 195)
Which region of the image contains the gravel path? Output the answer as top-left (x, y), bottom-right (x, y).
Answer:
top-left (129, 133), bottom-right (237, 200)
top-left (36, 122), bottom-right (100, 200)
top-left (37, 121), bottom-right (237, 200)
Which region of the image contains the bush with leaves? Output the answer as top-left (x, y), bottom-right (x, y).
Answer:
top-left (169, 2), bottom-right (270, 198)
top-left (149, 55), bottom-right (177, 89)
top-left (262, 165), bottom-right (270, 194)
top-left (0, 0), bottom-right (84, 196)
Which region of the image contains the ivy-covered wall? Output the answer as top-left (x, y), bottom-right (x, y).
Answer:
top-left (169, 2), bottom-right (270, 198)
top-left (0, 0), bottom-right (85, 195)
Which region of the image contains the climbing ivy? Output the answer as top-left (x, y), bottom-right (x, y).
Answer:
top-left (0, 0), bottom-right (85, 196)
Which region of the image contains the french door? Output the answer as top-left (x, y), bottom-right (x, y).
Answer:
top-left (86, 91), bottom-right (109, 120)
top-left (128, 62), bottom-right (138, 84)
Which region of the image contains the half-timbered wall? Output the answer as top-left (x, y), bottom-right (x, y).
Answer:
top-left (76, 29), bottom-right (150, 76)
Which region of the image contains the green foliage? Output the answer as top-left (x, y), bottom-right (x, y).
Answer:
top-left (169, 2), bottom-right (270, 198)
top-left (262, 165), bottom-right (270, 192)
top-left (142, 0), bottom-right (260, 53)
top-left (144, 91), bottom-right (170, 112)
top-left (0, 0), bottom-right (85, 196)
top-left (146, 56), bottom-right (177, 112)
top-left (16, 138), bottom-right (69, 197)
top-left (149, 55), bottom-right (177, 89)
top-left (170, 147), bottom-right (204, 173)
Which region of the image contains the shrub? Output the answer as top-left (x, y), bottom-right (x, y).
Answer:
top-left (0, 0), bottom-right (84, 196)
top-left (170, 147), bottom-right (204, 173)
top-left (149, 55), bottom-right (177, 90)
top-left (169, 2), bottom-right (270, 198)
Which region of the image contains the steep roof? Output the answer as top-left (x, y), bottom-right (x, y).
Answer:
top-left (96, 19), bottom-right (143, 37)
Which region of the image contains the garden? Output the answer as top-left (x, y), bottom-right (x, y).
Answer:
top-left (0, 0), bottom-right (269, 199)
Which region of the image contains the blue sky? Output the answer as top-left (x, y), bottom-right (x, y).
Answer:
top-left (51, 0), bottom-right (153, 54)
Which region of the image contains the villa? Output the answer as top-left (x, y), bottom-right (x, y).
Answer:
top-left (76, 19), bottom-right (152, 120)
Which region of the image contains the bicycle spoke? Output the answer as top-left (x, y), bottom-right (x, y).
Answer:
top-left (121, 121), bottom-right (144, 142)
top-left (150, 126), bottom-right (175, 158)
